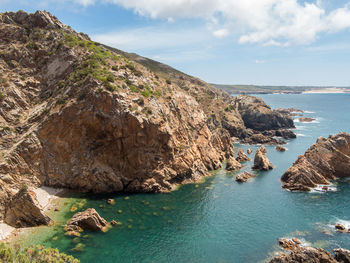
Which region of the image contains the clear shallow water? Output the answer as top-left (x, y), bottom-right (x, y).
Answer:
top-left (16, 93), bottom-right (350, 263)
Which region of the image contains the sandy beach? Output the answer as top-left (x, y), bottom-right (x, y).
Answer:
top-left (303, 88), bottom-right (350, 94)
top-left (0, 186), bottom-right (63, 241)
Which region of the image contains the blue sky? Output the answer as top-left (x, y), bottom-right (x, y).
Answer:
top-left (1, 0), bottom-right (350, 86)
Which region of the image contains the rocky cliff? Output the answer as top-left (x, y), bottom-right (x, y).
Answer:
top-left (281, 133), bottom-right (350, 191)
top-left (0, 10), bottom-right (295, 220)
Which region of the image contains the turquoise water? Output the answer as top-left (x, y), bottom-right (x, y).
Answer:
top-left (25, 94), bottom-right (350, 262)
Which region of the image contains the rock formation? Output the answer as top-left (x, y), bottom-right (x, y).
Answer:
top-left (299, 117), bottom-right (316, 123)
top-left (235, 171), bottom-right (256, 182)
top-left (334, 248), bottom-right (350, 263)
top-left (252, 146), bottom-right (273, 171)
top-left (5, 187), bottom-right (51, 228)
top-left (276, 145), bottom-right (287, 152)
top-left (247, 148), bottom-right (253, 154)
top-left (0, 10), bottom-right (295, 222)
top-left (269, 247), bottom-right (337, 263)
top-left (236, 149), bottom-right (251, 162)
top-left (281, 133), bottom-right (350, 191)
top-left (226, 157), bottom-right (243, 172)
top-left (65, 208), bottom-right (108, 232)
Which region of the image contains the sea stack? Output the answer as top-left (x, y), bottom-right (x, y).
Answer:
top-left (252, 146), bottom-right (274, 171)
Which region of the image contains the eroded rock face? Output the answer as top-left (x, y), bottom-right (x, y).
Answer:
top-left (235, 171), bottom-right (256, 182)
top-left (281, 133), bottom-right (350, 191)
top-left (5, 188), bottom-right (51, 228)
top-left (269, 247), bottom-right (337, 263)
top-left (236, 149), bottom-right (250, 162)
top-left (66, 208), bottom-right (108, 232)
top-left (226, 157), bottom-right (243, 172)
top-left (252, 146), bottom-right (273, 171)
top-left (235, 95), bottom-right (295, 131)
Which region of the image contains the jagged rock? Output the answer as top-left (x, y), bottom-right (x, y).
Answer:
top-left (281, 133), bottom-right (350, 191)
top-left (236, 149), bottom-right (251, 162)
top-left (252, 146), bottom-right (273, 171)
top-left (335, 224), bottom-right (347, 232)
top-left (269, 247), bottom-right (337, 263)
top-left (278, 238), bottom-right (300, 251)
top-left (235, 95), bottom-right (295, 131)
top-left (276, 145), bottom-right (287, 152)
top-left (334, 248), bottom-right (350, 263)
top-left (235, 171), bottom-right (256, 182)
top-left (247, 148), bottom-right (253, 154)
top-left (275, 129), bottom-right (297, 139)
top-left (5, 188), bottom-right (51, 228)
top-left (299, 117), bottom-right (316, 123)
top-left (226, 157), bottom-right (243, 172)
top-left (241, 133), bottom-right (286, 145)
top-left (66, 208), bottom-right (108, 232)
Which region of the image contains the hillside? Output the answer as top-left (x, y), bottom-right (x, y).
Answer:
top-left (0, 10), bottom-right (295, 222)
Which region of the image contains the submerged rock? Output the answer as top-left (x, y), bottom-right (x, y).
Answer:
top-left (235, 171), bottom-right (256, 183)
top-left (66, 208), bottom-right (108, 232)
top-left (236, 149), bottom-right (251, 162)
top-left (252, 146), bottom-right (273, 171)
top-left (5, 187), bottom-right (51, 228)
top-left (226, 157), bottom-right (243, 172)
top-left (281, 133), bottom-right (350, 191)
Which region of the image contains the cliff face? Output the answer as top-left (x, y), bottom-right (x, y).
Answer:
top-left (0, 11), bottom-right (294, 220)
top-left (281, 133), bottom-right (350, 191)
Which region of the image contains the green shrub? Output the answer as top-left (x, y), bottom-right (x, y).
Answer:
top-left (106, 74), bottom-right (115, 83)
top-left (111, 65), bottom-right (119, 71)
top-left (0, 243), bottom-right (79, 263)
top-left (141, 90), bottom-right (150, 98)
top-left (129, 85), bottom-right (139, 93)
top-left (26, 40), bottom-right (38, 50)
top-left (0, 92), bottom-right (4, 101)
top-left (166, 79), bottom-right (171, 85)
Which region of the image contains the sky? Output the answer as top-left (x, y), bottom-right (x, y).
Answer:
top-left (1, 0), bottom-right (350, 86)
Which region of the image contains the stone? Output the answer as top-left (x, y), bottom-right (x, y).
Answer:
top-left (276, 145), bottom-right (287, 152)
top-left (299, 117), bottom-right (316, 123)
top-left (278, 238), bottom-right (300, 251)
top-left (247, 148), bottom-right (253, 154)
top-left (281, 133), bottom-right (350, 191)
top-left (226, 157), bottom-right (243, 172)
top-left (269, 247), bottom-right (337, 263)
top-left (236, 149), bottom-right (251, 162)
top-left (5, 188), bottom-right (51, 228)
top-left (252, 146), bottom-right (273, 171)
top-left (235, 171), bottom-right (256, 183)
top-left (66, 208), bottom-right (108, 232)
top-left (335, 224), bottom-right (346, 231)
top-left (334, 248), bottom-right (350, 263)
top-left (110, 220), bottom-right (118, 225)
top-left (107, 199), bottom-right (115, 205)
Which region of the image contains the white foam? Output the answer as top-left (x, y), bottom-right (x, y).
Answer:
top-left (296, 133), bottom-right (306, 137)
top-left (304, 111), bottom-right (316, 114)
top-left (310, 184), bottom-right (337, 193)
top-left (295, 125), bottom-right (307, 131)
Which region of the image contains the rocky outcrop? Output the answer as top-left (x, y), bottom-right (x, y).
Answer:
top-left (241, 133), bottom-right (286, 145)
top-left (236, 149), bottom-right (250, 162)
top-left (65, 208), bottom-right (108, 232)
top-left (235, 95), bottom-right (295, 131)
top-left (334, 248), bottom-right (350, 263)
top-left (226, 157), bottom-right (243, 172)
top-left (252, 146), bottom-right (273, 171)
top-left (235, 171), bottom-right (256, 182)
top-left (276, 145), bottom-right (287, 152)
top-left (299, 117), bottom-right (316, 123)
top-left (269, 247), bottom-right (337, 263)
top-left (281, 133), bottom-right (350, 191)
top-left (247, 148), bottom-right (253, 154)
top-left (4, 187), bottom-right (51, 228)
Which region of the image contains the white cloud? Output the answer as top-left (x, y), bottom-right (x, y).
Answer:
top-left (75, 0), bottom-right (350, 46)
top-left (92, 26), bottom-right (210, 52)
top-left (255, 60), bottom-right (265, 64)
top-left (213, 29), bottom-right (229, 38)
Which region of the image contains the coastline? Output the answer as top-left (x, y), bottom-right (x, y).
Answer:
top-left (0, 186), bottom-right (64, 242)
top-left (302, 88), bottom-right (350, 94)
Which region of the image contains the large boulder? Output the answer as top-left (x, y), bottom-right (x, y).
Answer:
top-left (252, 146), bottom-right (273, 171)
top-left (235, 171), bottom-right (256, 183)
top-left (334, 248), bottom-right (350, 263)
top-left (281, 133), bottom-right (350, 191)
top-left (226, 157), bottom-right (243, 172)
top-left (66, 208), bottom-right (108, 232)
top-left (236, 149), bottom-right (251, 162)
top-left (5, 187), bottom-right (51, 228)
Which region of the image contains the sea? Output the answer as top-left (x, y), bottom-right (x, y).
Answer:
top-left (15, 93), bottom-right (350, 263)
